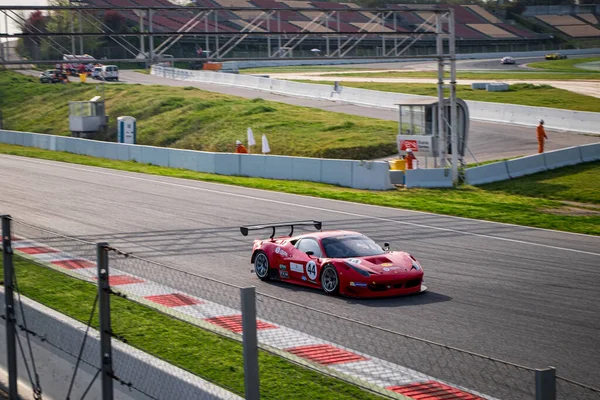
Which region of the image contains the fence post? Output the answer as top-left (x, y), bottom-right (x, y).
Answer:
top-left (97, 243), bottom-right (114, 400)
top-left (241, 287), bottom-right (260, 400)
top-left (2, 215), bottom-right (18, 400)
top-left (536, 367), bottom-right (556, 400)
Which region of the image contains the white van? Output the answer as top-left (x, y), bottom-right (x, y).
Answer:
top-left (101, 65), bottom-right (119, 81)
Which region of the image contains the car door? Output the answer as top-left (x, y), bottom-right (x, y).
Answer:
top-left (289, 238), bottom-right (323, 285)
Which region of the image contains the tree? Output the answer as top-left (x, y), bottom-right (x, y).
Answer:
top-left (103, 10), bottom-right (125, 32)
top-left (16, 11), bottom-right (48, 59)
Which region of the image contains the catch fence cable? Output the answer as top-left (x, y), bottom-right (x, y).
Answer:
top-left (66, 293), bottom-right (99, 400)
top-left (13, 269), bottom-right (43, 399)
top-left (78, 369), bottom-right (101, 400)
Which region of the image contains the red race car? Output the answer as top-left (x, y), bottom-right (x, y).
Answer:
top-left (241, 221), bottom-right (426, 298)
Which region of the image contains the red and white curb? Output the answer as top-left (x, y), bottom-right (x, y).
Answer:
top-left (11, 237), bottom-right (494, 400)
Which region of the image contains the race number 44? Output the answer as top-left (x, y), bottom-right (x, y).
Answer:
top-left (306, 261), bottom-right (318, 280)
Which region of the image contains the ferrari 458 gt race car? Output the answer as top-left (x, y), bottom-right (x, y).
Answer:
top-left (241, 221), bottom-right (426, 298)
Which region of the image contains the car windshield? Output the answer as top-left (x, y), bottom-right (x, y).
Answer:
top-left (322, 235), bottom-right (385, 258)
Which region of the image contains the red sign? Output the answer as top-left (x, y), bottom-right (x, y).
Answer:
top-left (399, 140), bottom-right (418, 151)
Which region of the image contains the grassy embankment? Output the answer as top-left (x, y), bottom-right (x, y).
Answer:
top-left (0, 143), bottom-right (598, 235)
top-left (0, 255), bottom-right (384, 400)
top-left (0, 70), bottom-right (398, 160)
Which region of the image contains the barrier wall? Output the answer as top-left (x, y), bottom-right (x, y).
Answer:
top-left (152, 66), bottom-right (600, 134)
top-left (580, 143), bottom-right (600, 162)
top-left (544, 146), bottom-right (582, 170)
top-left (0, 130), bottom-right (393, 191)
top-left (0, 290), bottom-right (239, 400)
top-left (404, 168), bottom-right (453, 188)
top-left (464, 143), bottom-right (599, 185)
top-left (464, 162), bottom-right (510, 186)
top-left (506, 154), bottom-right (547, 178)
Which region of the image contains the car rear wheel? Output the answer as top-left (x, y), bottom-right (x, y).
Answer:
top-left (321, 265), bottom-right (339, 295)
top-left (253, 251), bottom-right (270, 281)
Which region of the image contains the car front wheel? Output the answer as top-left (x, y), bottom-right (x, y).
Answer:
top-left (253, 251), bottom-right (270, 281)
top-left (321, 265), bottom-right (339, 295)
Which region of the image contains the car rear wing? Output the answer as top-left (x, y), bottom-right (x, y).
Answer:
top-left (240, 220), bottom-right (322, 239)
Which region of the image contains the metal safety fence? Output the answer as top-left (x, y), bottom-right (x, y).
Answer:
top-left (2, 215), bottom-right (600, 400)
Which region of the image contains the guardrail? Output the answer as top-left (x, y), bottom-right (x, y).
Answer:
top-left (0, 130), bottom-right (393, 191)
top-left (151, 65), bottom-right (600, 134)
top-left (465, 143), bottom-right (600, 186)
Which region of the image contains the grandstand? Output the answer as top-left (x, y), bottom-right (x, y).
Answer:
top-left (77, 0), bottom-right (549, 59)
top-left (527, 5), bottom-right (600, 40)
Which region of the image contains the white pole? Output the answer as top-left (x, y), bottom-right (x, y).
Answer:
top-left (436, 12), bottom-right (445, 170)
top-left (449, 9), bottom-right (458, 184)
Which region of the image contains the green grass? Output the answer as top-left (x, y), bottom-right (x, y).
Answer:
top-left (295, 81), bottom-right (600, 112)
top-left (2, 255), bottom-right (383, 400)
top-left (319, 71), bottom-right (600, 81)
top-left (243, 67), bottom-right (600, 81)
top-left (0, 70), bottom-right (398, 160)
top-left (526, 57), bottom-right (600, 73)
top-left (0, 143), bottom-right (598, 235)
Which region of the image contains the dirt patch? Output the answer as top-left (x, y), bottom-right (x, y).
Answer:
top-left (544, 201), bottom-right (600, 216)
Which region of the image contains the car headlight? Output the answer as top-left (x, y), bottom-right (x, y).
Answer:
top-left (346, 263), bottom-right (371, 277)
top-left (411, 260), bottom-right (421, 271)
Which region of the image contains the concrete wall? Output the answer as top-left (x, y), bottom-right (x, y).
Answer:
top-left (405, 168), bottom-right (453, 189)
top-left (0, 290), bottom-right (240, 400)
top-left (0, 130), bottom-right (393, 191)
top-left (464, 144), bottom-right (599, 186)
top-left (152, 66), bottom-right (600, 134)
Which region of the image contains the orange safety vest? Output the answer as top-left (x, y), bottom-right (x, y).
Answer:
top-left (236, 144), bottom-right (248, 154)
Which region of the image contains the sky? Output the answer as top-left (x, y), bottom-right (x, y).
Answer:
top-left (0, 0), bottom-right (49, 37)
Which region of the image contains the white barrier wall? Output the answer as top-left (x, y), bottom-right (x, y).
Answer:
top-left (506, 154), bottom-right (547, 178)
top-left (464, 162), bottom-right (510, 186)
top-left (1, 291), bottom-right (240, 400)
top-left (464, 143), bottom-right (599, 185)
top-left (0, 130), bottom-right (393, 191)
top-left (151, 66), bottom-right (600, 134)
top-left (544, 146), bottom-right (582, 170)
top-left (579, 143), bottom-right (600, 162)
top-left (404, 168), bottom-right (453, 188)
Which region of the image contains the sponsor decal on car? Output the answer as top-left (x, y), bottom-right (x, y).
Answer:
top-left (347, 258), bottom-right (361, 265)
top-left (383, 267), bottom-right (402, 272)
top-left (275, 247), bottom-right (289, 257)
top-left (301, 276), bottom-right (307, 281)
top-left (306, 260), bottom-right (318, 280)
top-left (381, 263), bottom-right (393, 267)
top-left (290, 262), bottom-right (304, 274)
top-left (279, 264), bottom-right (287, 270)
top-left (280, 271), bottom-right (289, 279)
top-left (350, 282), bottom-right (368, 287)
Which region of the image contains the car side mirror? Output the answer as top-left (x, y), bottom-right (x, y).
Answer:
top-left (305, 251), bottom-right (314, 257)
top-left (383, 243), bottom-right (390, 251)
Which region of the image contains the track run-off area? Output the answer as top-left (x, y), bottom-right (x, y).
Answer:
top-left (115, 70), bottom-right (600, 162)
top-left (1, 154), bottom-right (599, 388)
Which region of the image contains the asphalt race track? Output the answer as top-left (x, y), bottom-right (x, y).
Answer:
top-left (117, 71), bottom-right (600, 162)
top-left (2, 154), bottom-right (599, 389)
